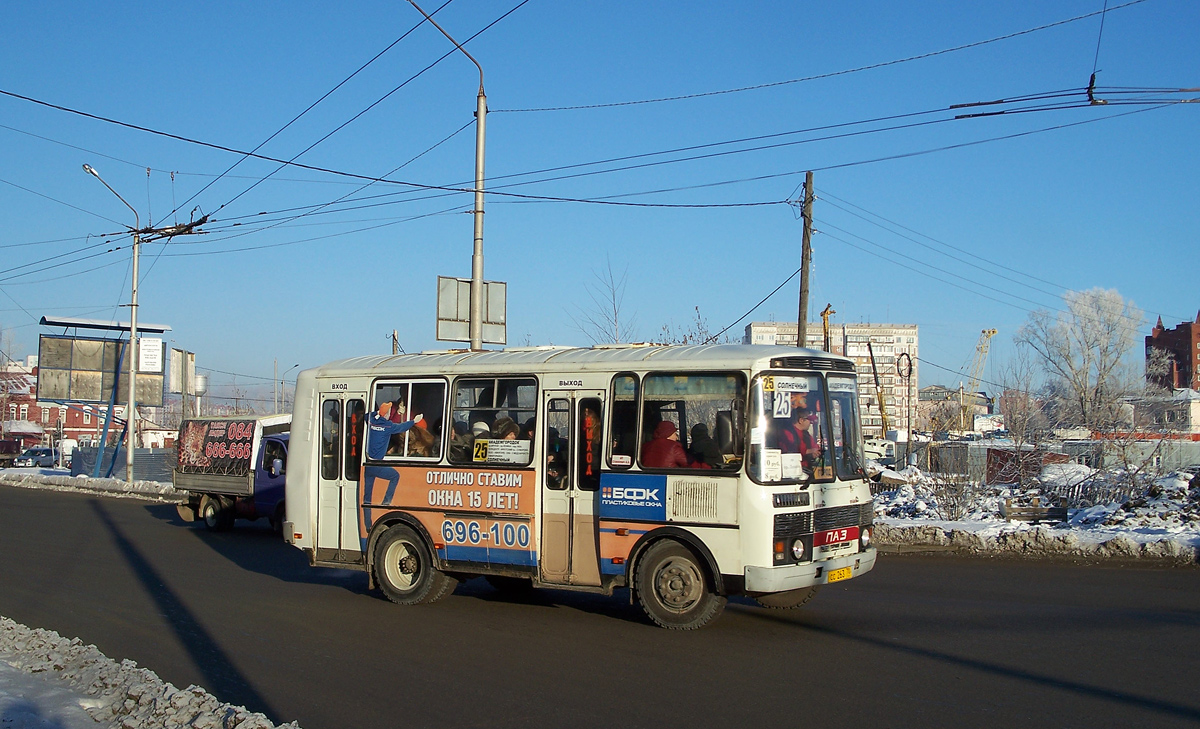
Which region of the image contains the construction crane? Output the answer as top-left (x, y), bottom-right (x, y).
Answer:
top-left (866, 341), bottom-right (890, 435)
top-left (961, 328), bottom-right (998, 431)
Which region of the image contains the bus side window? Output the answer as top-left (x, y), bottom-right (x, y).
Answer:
top-left (578, 399), bottom-right (603, 491)
top-left (320, 399), bottom-right (341, 480)
top-left (609, 374), bottom-right (638, 469)
top-left (545, 399), bottom-right (570, 490)
top-left (344, 399), bottom-right (365, 480)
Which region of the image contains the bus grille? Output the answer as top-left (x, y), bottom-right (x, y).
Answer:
top-left (670, 482), bottom-right (719, 522)
top-left (774, 512), bottom-right (813, 538)
top-left (814, 504), bottom-right (866, 531)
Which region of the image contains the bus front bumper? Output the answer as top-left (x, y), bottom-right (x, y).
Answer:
top-left (744, 547), bottom-right (877, 593)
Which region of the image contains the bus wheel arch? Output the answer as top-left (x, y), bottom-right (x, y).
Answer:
top-left (372, 522), bottom-right (458, 605)
top-left (628, 527), bottom-right (725, 595)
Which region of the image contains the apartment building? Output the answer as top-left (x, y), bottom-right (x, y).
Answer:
top-left (744, 321), bottom-right (919, 438)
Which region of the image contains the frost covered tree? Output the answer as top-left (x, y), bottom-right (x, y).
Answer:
top-left (1016, 288), bottom-right (1143, 430)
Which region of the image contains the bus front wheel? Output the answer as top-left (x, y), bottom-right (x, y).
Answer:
top-left (635, 540), bottom-right (726, 630)
top-left (373, 525), bottom-right (458, 605)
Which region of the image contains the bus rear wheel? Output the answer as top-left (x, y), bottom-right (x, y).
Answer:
top-left (755, 586), bottom-right (819, 609)
top-left (635, 540), bottom-right (725, 630)
top-left (374, 525), bottom-right (458, 605)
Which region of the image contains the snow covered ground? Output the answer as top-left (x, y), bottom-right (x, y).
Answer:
top-left (871, 463), bottom-right (1200, 561)
top-left (0, 617), bottom-right (298, 729)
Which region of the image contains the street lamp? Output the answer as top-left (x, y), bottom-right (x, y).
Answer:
top-left (281, 364), bottom-right (299, 412)
top-left (83, 164), bottom-right (141, 483)
top-left (409, 0), bottom-right (487, 351)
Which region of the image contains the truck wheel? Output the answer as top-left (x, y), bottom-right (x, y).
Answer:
top-left (199, 495), bottom-right (234, 532)
top-left (635, 540), bottom-right (726, 630)
top-left (373, 525), bottom-right (458, 605)
top-left (755, 586), bottom-right (820, 609)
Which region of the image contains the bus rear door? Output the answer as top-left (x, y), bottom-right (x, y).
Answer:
top-left (539, 390), bottom-right (604, 587)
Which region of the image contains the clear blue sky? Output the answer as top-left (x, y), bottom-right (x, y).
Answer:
top-left (0, 0), bottom-right (1196, 406)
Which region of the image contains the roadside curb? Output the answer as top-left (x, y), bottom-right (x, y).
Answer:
top-left (875, 523), bottom-right (1198, 565)
top-left (0, 473), bottom-right (186, 503)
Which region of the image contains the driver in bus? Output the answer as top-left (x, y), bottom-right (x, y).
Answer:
top-left (777, 392), bottom-right (822, 471)
top-left (364, 399), bottom-right (423, 504)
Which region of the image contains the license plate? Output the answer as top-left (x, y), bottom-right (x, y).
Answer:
top-left (826, 566), bottom-right (853, 583)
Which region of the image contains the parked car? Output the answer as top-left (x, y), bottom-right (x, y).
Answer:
top-left (14, 447), bottom-right (60, 468)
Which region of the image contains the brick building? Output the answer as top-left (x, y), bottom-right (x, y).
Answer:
top-left (1, 357), bottom-right (126, 447)
top-left (1146, 313), bottom-right (1200, 390)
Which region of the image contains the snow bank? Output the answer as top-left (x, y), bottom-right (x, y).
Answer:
top-left (0, 471), bottom-right (185, 502)
top-left (872, 468), bottom-right (1200, 563)
top-left (0, 616), bottom-right (300, 729)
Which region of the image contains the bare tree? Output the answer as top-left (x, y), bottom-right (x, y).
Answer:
top-left (571, 258), bottom-right (637, 344)
top-left (995, 341), bottom-right (1053, 488)
top-left (656, 306), bottom-right (736, 345)
top-left (1016, 288), bottom-right (1144, 430)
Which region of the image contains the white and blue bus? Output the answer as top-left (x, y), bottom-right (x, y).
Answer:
top-left (284, 344), bottom-right (877, 629)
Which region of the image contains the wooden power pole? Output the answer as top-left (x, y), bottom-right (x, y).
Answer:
top-left (796, 171), bottom-right (814, 348)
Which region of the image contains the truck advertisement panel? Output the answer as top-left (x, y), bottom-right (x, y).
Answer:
top-left (177, 419), bottom-right (257, 476)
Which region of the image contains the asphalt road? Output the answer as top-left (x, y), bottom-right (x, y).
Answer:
top-left (1, 485), bottom-right (1197, 729)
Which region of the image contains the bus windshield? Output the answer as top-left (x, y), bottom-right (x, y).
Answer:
top-left (749, 373), bottom-right (833, 484)
top-left (827, 376), bottom-right (865, 480)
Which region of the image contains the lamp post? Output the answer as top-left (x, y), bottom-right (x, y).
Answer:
top-left (281, 364), bottom-right (299, 412)
top-left (83, 164), bottom-right (140, 483)
top-left (408, 0), bottom-right (487, 351)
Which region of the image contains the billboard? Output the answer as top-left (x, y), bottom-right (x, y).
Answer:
top-left (37, 334), bottom-right (164, 406)
top-left (176, 418), bottom-right (258, 476)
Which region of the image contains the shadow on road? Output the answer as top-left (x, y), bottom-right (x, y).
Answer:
top-left (741, 607), bottom-right (1200, 724)
top-left (92, 501), bottom-right (283, 722)
top-left (453, 578), bottom-right (650, 625)
top-left (142, 503), bottom-right (368, 595)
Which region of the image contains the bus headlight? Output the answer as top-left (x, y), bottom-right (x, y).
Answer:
top-left (860, 527), bottom-right (872, 549)
top-left (791, 539), bottom-right (806, 560)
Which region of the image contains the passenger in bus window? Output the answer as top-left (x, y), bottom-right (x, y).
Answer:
top-left (688, 423), bottom-right (723, 469)
top-left (449, 421), bottom-right (472, 461)
top-left (546, 427), bottom-right (567, 488)
top-left (493, 416), bottom-right (519, 440)
top-left (521, 417), bottom-right (536, 440)
top-left (641, 421), bottom-right (690, 469)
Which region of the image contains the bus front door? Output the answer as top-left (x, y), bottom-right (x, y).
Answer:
top-left (315, 393), bottom-right (367, 563)
top-left (539, 390), bottom-right (604, 587)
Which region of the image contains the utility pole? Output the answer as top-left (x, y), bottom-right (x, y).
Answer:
top-left (409, 0), bottom-right (487, 351)
top-left (273, 358), bottom-right (278, 413)
top-left (392, 330), bottom-right (399, 356)
top-left (796, 171), bottom-right (814, 349)
top-left (84, 164), bottom-right (209, 481)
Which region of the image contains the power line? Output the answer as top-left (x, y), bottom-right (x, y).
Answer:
top-left (0, 176), bottom-right (124, 226)
top-left (704, 266), bottom-right (803, 344)
top-left (168, 0), bottom-right (459, 221)
top-left (493, 0), bottom-right (1152, 112)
